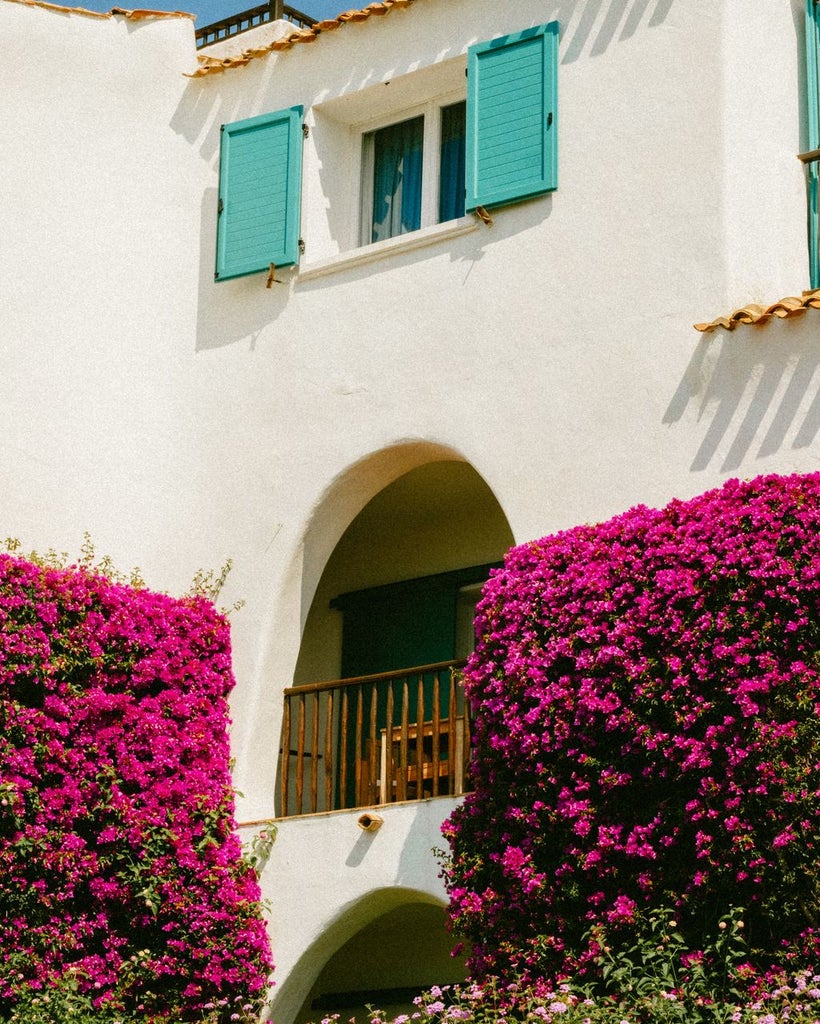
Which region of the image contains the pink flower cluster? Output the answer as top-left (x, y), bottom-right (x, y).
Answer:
top-left (0, 554), bottom-right (272, 1020)
top-left (443, 473), bottom-right (820, 983)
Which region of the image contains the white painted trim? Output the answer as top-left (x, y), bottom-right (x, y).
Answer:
top-left (298, 215), bottom-right (481, 281)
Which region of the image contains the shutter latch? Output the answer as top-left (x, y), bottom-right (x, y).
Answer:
top-left (474, 205), bottom-right (494, 227)
top-left (217, 197), bottom-right (224, 215)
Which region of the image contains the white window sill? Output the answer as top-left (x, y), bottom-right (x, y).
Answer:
top-left (297, 215), bottom-right (481, 282)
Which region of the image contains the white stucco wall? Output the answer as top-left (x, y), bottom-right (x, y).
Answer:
top-left (247, 797), bottom-right (460, 1023)
top-left (2, 0), bottom-right (819, 1017)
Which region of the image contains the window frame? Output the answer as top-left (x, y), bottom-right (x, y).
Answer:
top-left (355, 89), bottom-right (467, 249)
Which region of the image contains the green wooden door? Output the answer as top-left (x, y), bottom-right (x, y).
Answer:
top-left (332, 565), bottom-right (497, 806)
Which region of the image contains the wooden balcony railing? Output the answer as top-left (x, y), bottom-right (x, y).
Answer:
top-left (195, 1), bottom-right (315, 49)
top-left (279, 660), bottom-right (470, 818)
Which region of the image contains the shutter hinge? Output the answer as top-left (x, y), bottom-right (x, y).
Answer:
top-left (547, 111), bottom-right (553, 128)
top-left (298, 238), bottom-right (305, 255)
top-left (302, 123), bottom-right (310, 138)
top-left (217, 197), bottom-right (224, 215)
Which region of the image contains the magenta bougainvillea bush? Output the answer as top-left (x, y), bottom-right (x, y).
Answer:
top-left (0, 554), bottom-right (272, 1021)
top-left (443, 473), bottom-right (820, 987)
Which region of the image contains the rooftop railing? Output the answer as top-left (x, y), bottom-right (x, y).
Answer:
top-left (195, 0), bottom-right (315, 49)
top-left (279, 660), bottom-right (471, 818)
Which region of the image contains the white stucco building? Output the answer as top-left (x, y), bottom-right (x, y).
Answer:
top-left (3, 0), bottom-right (820, 1019)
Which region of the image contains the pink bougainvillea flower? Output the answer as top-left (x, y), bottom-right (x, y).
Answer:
top-left (0, 555), bottom-right (273, 1020)
top-left (443, 473), bottom-right (820, 984)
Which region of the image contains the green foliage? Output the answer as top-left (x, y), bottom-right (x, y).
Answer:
top-left (187, 558), bottom-right (245, 614)
top-left (306, 913), bottom-right (820, 1023)
top-left (7, 969), bottom-right (265, 1024)
top-left (571, 905), bottom-right (749, 1023)
top-left (2, 534), bottom-right (244, 613)
top-left (2, 534), bottom-right (145, 589)
top-left (244, 823), bottom-right (277, 879)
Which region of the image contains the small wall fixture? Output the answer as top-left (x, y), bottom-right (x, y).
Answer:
top-left (474, 205), bottom-right (494, 227)
top-left (357, 812), bottom-right (384, 832)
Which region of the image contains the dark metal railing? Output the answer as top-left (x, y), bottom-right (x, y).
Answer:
top-left (195, 0), bottom-right (315, 49)
top-left (278, 660), bottom-right (471, 818)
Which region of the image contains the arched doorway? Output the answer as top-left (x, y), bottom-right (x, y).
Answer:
top-left (290, 894), bottom-right (469, 1024)
top-left (279, 456), bottom-right (513, 817)
top-left (276, 888), bottom-right (466, 1024)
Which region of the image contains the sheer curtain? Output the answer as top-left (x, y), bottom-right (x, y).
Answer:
top-left (365, 115), bottom-right (424, 244)
top-left (438, 101), bottom-right (466, 223)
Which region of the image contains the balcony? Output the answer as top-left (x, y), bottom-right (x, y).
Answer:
top-left (279, 660), bottom-right (471, 818)
top-left (195, 0), bottom-right (316, 49)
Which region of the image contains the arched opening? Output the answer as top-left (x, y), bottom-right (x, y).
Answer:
top-left (293, 898), bottom-right (469, 1024)
top-left (278, 455), bottom-right (513, 817)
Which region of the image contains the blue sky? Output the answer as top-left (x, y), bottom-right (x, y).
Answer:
top-left (84, 0), bottom-right (350, 28)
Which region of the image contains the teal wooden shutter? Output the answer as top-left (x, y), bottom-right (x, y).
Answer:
top-left (466, 22), bottom-right (558, 212)
top-left (216, 106), bottom-right (303, 281)
top-left (806, 0), bottom-right (820, 289)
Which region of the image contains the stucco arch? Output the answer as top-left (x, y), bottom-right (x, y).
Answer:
top-left (271, 886), bottom-right (466, 1024)
top-left (293, 441), bottom-right (514, 687)
top-left (297, 440), bottom-right (469, 634)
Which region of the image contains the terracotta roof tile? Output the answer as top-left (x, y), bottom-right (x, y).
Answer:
top-left (188, 0), bottom-right (416, 77)
top-left (109, 4), bottom-right (193, 16)
top-left (694, 289), bottom-right (820, 333)
top-left (4, 0), bottom-right (193, 20)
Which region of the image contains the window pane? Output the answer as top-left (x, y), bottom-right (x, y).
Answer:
top-left (439, 101), bottom-right (466, 222)
top-left (368, 115), bottom-right (424, 243)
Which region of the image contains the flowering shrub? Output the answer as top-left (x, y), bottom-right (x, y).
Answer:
top-left (310, 964), bottom-right (820, 1024)
top-left (0, 554), bottom-right (272, 1022)
top-left (443, 473), bottom-right (820, 987)
top-left (306, 912), bottom-right (820, 1024)
top-left (306, 911), bottom-right (820, 1022)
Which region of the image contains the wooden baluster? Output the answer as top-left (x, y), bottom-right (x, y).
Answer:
top-left (398, 677), bottom-right (409, 802)
top-left (385, 680), bottom-right (394, 803)
top-left (415, 673), bottom-right (424, 801)
top-left (280, 695), bottom-right (291, 818)
top-left (296, 692), bottom-right (306, 815)
top-left (310, 693), bottom-right (320, 813)
top-left (431, 671), bottom-right (441, 797)
top-left (324, 689), bottom-right (333, 812)
top-left (370, 686), bottom-right (379, 804)
top-left (355, 686), bottom-right (364, 808)
top-left (462, 677), bottom-right (471, 794)
top-left (448, 673), bottom-right (457, 794)
top-left (339, 688), bottom-right (349, 812)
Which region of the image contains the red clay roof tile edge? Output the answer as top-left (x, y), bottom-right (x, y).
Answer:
top-left (694, 289), bottom-right (820, 333)
top-left (188, 0), bottom-right (415, 76)
top-left (3, 0), bottom-right (193, 19)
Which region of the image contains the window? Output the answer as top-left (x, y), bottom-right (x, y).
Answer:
top-left (355, 19), bottom-right (558, 248)
top-left (359, 101), bottom-right (466, 246)
top-left (215, 105), bottom-right (303, 281)
top-left (214, 21), bottom-right (558, 276)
